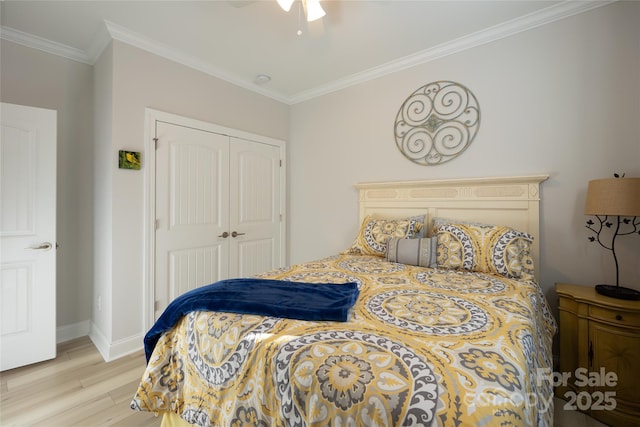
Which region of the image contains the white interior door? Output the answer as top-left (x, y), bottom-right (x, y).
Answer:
top-left (1, 102), bottom-right (57, 371)
top-left (154, 121), bottom-right (229, 319)
top-left (229, 137), bottom-right (281, 277)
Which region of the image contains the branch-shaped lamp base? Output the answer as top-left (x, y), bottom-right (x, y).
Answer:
top-left (585, 176), bottom-right (640, 300)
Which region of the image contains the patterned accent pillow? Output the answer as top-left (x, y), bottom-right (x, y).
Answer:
top-left (386, 237), bottom-right (437, 268)
top-left (434, 220), bottom-right (535, 280)
top-left (343, 215), bottom-right (425, 257)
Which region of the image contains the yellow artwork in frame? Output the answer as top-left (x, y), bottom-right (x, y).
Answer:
top-left (119, 150), bottom-right (141, 170)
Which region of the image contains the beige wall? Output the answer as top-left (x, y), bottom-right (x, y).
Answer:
top-left (1, 40), bottom-right (94, 338)
top-left (288, 1), bottom-right (640, 307)
top-left (92, 42), bottom-right (114, 344)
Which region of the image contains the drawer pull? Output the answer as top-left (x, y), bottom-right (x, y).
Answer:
top-left (616, 314), bottom-right (623, 321)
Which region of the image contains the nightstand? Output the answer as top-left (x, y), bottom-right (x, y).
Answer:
top-left (556, 283), bottom-right (640, 427)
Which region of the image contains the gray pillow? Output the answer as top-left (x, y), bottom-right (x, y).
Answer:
top-left (385, 237), bottom-right (437, 268)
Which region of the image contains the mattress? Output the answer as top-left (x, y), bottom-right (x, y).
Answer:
top-left (132, 253), bottom-right (556, 426)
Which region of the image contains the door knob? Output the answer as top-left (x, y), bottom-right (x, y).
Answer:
top-left (27, 242), bottom-right (52, 251)
top-left (218, 232), bottom-right (229, 238)
top-left (231, 231), bottom-right (245, 238)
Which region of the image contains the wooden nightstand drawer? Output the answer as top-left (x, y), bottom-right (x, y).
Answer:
top-left (555, 282), bottom-right (640, 427)
top-left (589, 305), bottom-right (640, 327)
top-left (558, 295), bottom-right (578, 311)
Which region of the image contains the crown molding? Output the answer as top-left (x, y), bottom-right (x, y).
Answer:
top-left (0, 25), bottom-right (92, 65)
top-left (289, 0), bottom-right (615, 104)
top-left (0, 1), bottom-right (615, 105)
top-left (102, 20), bottom-right (291, 104)
top-left (85, 22), bottom-right (113, 65)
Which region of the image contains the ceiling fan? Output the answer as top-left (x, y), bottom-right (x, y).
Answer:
top-left (277, 0), bottom-right (326, 22)
top-left (227, 0), bottom-right (327, 37)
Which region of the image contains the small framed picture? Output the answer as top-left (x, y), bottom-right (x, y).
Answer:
top-left (119, 150), bottom-right (141, 170)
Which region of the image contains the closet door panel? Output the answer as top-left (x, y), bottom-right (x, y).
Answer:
top-left (229, 138), bottom-right (281, 278)
top-left (155, 122), bottom-right (229, 318)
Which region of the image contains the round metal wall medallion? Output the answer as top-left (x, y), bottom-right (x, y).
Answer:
top-left (394, 81), bottom-right (480, 166)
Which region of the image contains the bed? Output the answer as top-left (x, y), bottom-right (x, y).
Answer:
top-left (132, 175), bottom-right (556, 427)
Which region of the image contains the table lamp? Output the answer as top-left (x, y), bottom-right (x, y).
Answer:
top-left (584, 175), bottom-right (640, 300)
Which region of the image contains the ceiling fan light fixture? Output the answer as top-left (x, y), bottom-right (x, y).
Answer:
top-left (304, 0), bottom-right (325, 22)
top-left (277, 0), bottom-right (295, 12)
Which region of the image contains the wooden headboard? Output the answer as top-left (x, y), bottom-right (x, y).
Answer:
top-left (354, 175), bottom-right (549, 278)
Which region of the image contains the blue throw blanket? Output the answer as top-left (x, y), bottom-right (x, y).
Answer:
top-left (144, 278), bottom-right (360, 362)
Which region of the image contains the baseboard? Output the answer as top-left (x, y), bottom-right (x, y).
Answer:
top-left (89, 322), bottom-right (110, 361)
top-left (56, 320), bottom-right (91, 343)
top-left (89, 322), bottom-right (143, 362)
top-left (109, 333), bottom-right (144, 360)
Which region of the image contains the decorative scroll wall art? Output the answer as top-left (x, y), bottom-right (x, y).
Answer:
top-left (394, 81), bottom-right (480, 166)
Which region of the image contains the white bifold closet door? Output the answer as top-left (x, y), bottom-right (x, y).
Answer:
top-left (154, 121), bottom-right (281, 319)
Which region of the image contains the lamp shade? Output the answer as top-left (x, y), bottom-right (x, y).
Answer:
top-left (584, 177), bottom-right (640, 216)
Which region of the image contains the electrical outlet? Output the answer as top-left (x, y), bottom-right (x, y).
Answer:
top-left (97, 296), bottom-right (102, 311)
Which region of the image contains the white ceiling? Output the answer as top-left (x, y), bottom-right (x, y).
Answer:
top-left (0, 1), bottom-right (610, 104)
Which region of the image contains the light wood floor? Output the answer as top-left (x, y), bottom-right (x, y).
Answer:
top-left (0, 337), bottom-right (161, 426)
top-left (1, 337), bottom-right (609, 427)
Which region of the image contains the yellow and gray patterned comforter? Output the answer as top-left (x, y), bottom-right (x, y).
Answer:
top-left (132, 254), bottom-right (556, 426)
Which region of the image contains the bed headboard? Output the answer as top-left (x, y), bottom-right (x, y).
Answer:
top-left (354, 175), bottom-right (549, 278)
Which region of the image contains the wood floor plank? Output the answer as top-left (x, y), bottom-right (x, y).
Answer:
top-left (59, 337), bottom-right (97, 356)
top-left (17, 368), bottom-right (148, 425)
top-left (48, 395), bottom-right (116, 426)
top-left (0, 337), bottom-right (161, 427)
top-left (109, 378), bottom-right (146, 405)
top-left (4, 358), bottom-right (101, 399)
top-left (80, 354), bottom-right (146, 388)
top-left (4, 346), bottom-right (101, 390)
top-left (0, 375), bottom-right (83, 415)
